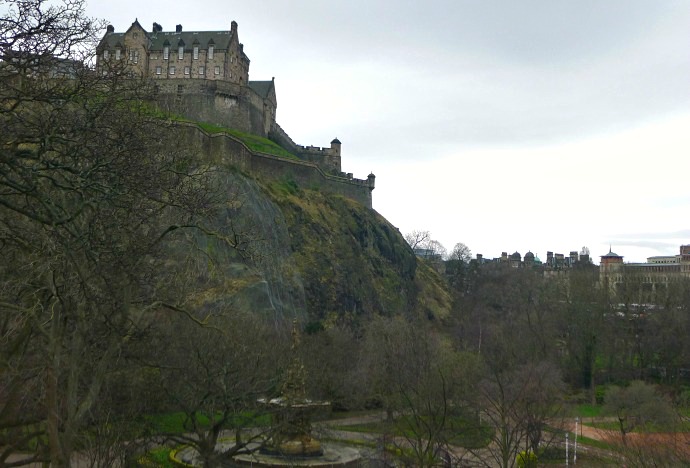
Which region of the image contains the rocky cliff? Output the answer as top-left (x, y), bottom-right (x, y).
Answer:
top-left (182, 167), bottom-right (452, 327)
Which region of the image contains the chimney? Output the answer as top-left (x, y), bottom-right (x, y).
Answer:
top-left (152, 22), bottom-right (162, 33)
top-left (176, 24), bottom-right (183, 33)
top-left (106, 24), bottom-right (114, 33)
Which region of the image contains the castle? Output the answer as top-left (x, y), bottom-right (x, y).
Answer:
top-left (96, 20), bottom-right (375, 206)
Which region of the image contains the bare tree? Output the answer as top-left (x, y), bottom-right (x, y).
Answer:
top-left (0, 1), bottom-right (253, 465)
top-left (404, 230), bottom-right (431, 250)
top-left (449, 243), bottom-right (472, 263)
top-left (149, 311), bottom-right (286, 468)
top-left (603, 380), bottom-right (676, 443)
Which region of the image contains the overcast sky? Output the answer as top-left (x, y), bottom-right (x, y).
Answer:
top-left (87, 0), bottom-right (690, 263)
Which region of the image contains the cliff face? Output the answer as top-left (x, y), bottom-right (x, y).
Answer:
top-left (188, 169), bottom-right (451, 326)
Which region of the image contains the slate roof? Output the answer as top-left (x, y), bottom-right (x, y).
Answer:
top-left (148, 31), bottom-right (233, 51)
top-left (248, 80), bottom-right (274, 98)
top-left (99, 29), bottom-right (234, 51)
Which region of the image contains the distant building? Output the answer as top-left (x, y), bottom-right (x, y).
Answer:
top-left (599, 245), bottom-right (690, 298)
top-left (479, 247), bottom-right (589, 271)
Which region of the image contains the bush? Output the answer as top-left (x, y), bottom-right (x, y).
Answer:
top-left (516, 449), bottom-right (538, 468)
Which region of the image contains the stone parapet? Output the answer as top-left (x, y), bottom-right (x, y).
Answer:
top-left (177, 122), bottom-right (374, 208)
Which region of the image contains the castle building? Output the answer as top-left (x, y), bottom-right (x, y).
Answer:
top-left (95, 20), bottom-right (376, 204)
top-left (96, 20), bottom-right (277, 138)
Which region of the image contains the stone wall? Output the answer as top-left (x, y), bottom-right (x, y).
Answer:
top-left (269, 122), bottom-right (341, 174)
top-left (177, 123), bottom-right (374, 208)
top-left (154, 79), bottom-right (267, 135)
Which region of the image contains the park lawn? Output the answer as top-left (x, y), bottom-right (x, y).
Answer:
top-left (143, 411), bottom-right (271, 435)
top-left (137, 447), bottom-right (176, 468)
top-left (572, 403), bottom-right (603, 418)
top-left (587, 419), bottom-right (690, 433)
top-left (334, 414), bottom-right (492, 449)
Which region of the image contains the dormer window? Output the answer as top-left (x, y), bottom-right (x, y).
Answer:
top-left (178, 46), bottom-right (184, 60)
top-left (163, 46), bottom-right (169, 60)
top-left (193, 46), bottom-right (199, 60)
top-left (208, 45), bottom-right (214, 60)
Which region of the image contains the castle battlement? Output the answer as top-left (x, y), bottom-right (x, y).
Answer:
top-left (175, 122), bottom-right (375, 207)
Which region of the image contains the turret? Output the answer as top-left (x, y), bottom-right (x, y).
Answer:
top-left (367, 173), bottom-right (376, 190)
top-left (330, 137), bottom-right (341, 157)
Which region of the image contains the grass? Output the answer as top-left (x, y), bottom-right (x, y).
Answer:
top-left (142, 411), bottom-right (271, 435)
top-left (137, 447), bottom-right (176, 467)
top-left (195, 121), bottom-right (300, 160)
top-left (587, 419), bottom-right (690, 433)
top-left (135, 103), bottom-right (301, 161)
top-left (572, 403), bottom-right (603, 418)
top-left (334, 414), bottom-right (493, 449)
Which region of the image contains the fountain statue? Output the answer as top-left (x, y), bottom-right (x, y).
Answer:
top-left (173, 320), bottom-right (362, 467)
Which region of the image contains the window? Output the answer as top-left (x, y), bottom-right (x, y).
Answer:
top-left (178, 46), bottom-right (184, 60)
top-left (115, 49), bottom-right (121, 60)
top-left (129, 49), bottom-right (139, 63)
top-left (163, 46), bottom-right (169, 60)
top-left (184, 66), bottom-right (190, 75)
top-left (193, 46), bottom-right (199, 60)
top-left (156, 66), bottom-right (162, 75)
top-left (169, 66), bottom-right (175, 75)
top-left (103, 50), bottom-right (109, 60)
top-left (214, 66), bottom-right (220, 75)
top-left (208, 45), bottom-right (214, 59)
top-left (198, 66), bottom-right (204, 75)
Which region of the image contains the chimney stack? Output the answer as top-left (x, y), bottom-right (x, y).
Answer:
top-left (106, 25), bottom-right (114, 33)
top-left (176, 24), bottom-right (183, 33)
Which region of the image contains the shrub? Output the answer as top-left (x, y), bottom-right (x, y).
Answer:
top-left (516, 449), bottom-right (538, 468)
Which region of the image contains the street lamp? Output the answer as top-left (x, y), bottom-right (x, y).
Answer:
top-left (574, 417), bottom-right (579, 465)
top-left (565, 432), bottom-right (569, 466)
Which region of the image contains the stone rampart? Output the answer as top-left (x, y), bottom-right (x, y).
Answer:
top-left (268, 122), bottom-right (341, 174)
top-left (155, 79), bottom-right (268, 136)
top-left (177, 123), bottom-right (374, 208)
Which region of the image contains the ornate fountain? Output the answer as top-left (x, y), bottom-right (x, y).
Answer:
top-left (258, 320), bottom-right (330, 457)
top-left (234, 320), bottom-right (361, 466)
top-left (171, 321), bottom-right (361, 466)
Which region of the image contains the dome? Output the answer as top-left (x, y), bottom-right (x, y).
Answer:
top-left (524, 251), bottom-right (535, 259)
top-left (331, 137), bottom-right (341, 145)
top-left (601, 248), bottom-right (622, 258)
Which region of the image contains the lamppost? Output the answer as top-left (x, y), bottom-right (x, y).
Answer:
top-left (574, 417), bottom-right (579, 465)
top-left (565, 432), bottom-right (569, 466)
